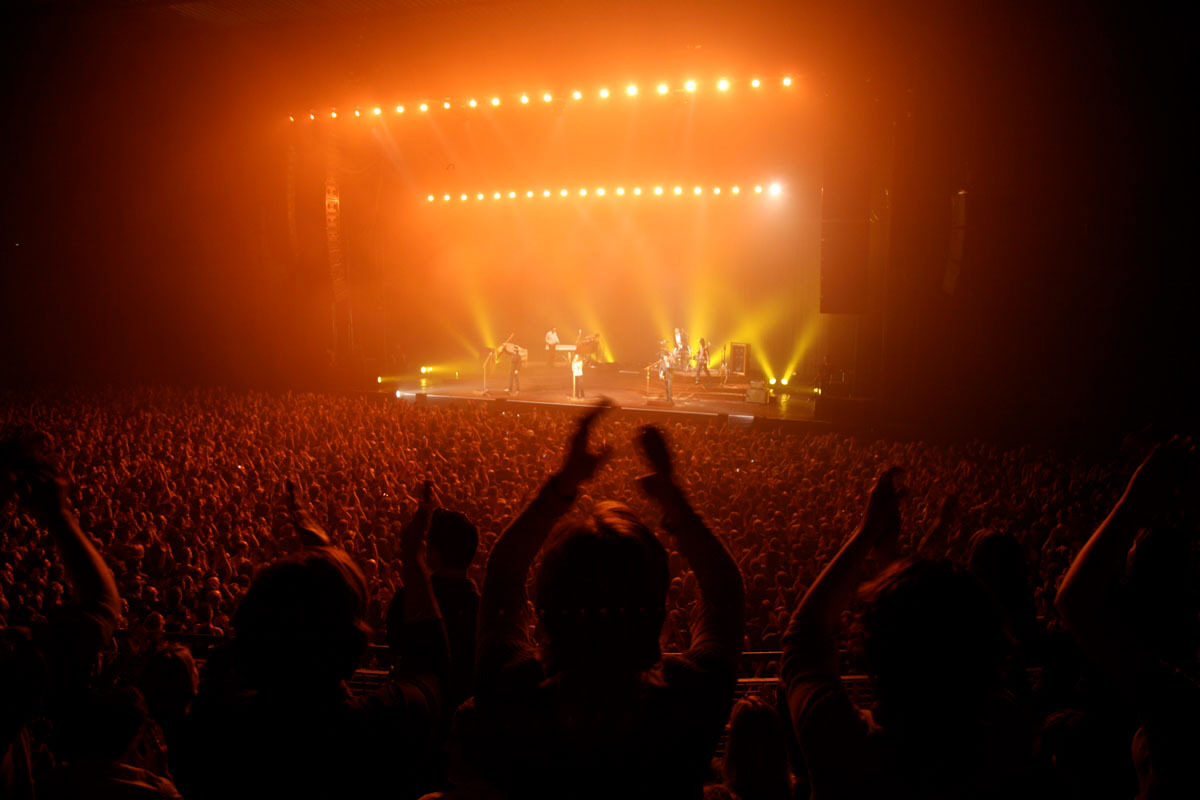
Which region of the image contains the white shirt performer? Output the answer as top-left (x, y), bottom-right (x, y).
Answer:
top-left (571, 354), bottom-right (584, 398)
top-left (545, 327), bottom-right (559, 364)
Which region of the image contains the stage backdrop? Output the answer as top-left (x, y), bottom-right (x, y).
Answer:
top-left (281, 79), bottom-right (835, 382)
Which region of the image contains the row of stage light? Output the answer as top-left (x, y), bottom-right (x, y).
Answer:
top-left (290, 75), bottom-right (796, 122)
top-left (427, 182), bottom-right (784, 202)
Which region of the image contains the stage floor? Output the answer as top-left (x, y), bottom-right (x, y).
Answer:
top-left (378, 363), bottom-right (820, 424)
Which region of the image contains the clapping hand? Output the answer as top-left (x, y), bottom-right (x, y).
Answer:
top-left (286, 478), bottom-right (331, 548)
top-left (556, 399), bottom-right (614, 493)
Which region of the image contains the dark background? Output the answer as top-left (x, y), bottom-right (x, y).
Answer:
top-left (1, 0), bottom-right (1193, 439)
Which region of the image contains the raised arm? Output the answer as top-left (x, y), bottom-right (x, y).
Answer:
top-left (637, 425), bottom-right (744, 669)
top-left (782, 467), bottom-right (902, 678)
top-left (23, 459), bottom-right (120, 632)
top-left (476, 402), bottom-right (613, 675)
top-left (1055, 438), bottom-right (1191, 684)
top-left (916, 492), bottom-right (959, 556)
top-left (395, 480), bottom-right (450, 677)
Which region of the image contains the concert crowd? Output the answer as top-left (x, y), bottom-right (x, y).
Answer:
top-left (1, 387), bottom-right (1196, 799)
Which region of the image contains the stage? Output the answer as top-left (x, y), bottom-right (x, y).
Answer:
top-left (377, 361), bottom-right (826, 427)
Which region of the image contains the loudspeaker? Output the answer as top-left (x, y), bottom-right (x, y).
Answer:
top-left (820, 136), bottom-right (871, 314)
top-left (820, 220), bottom-right (869, 313)
top-left (728, 342), bottom-right (749, 377)
top-left (745, 381), bottom-right (768, 404)
top-left (943, 190), bottom-right (967, 296)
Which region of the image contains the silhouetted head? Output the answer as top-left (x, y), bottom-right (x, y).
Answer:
top-left (428, 509), bottom-right (479, 571)
top-left (968, 530), bottom-right (1035, 621)
top-left (1125, 527), bottom-right (1198, 665)
top-left (60, 687), bottom-right (149, 762)
top-left (137, 642), bottom-right (198, 723)
top-left (860, 558), bottom-right (1006, 730)
top-left (722, 695), bottom-right (793, 800)
top-left (534, 502), bottom-right (669, 675)
top-left (234, 547), bottom-right (368, 694)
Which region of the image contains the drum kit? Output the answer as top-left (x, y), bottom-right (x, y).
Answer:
top-left (659, 340), bottom-right (693, 372)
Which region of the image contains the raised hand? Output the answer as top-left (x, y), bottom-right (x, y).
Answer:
top-left (1121, 436), bottom-right (1194, 515)
top-left (862, 467), bottom-right (904, 552)
top-left (636, 425), bottom-right (673, 478)
top-left (286, 478), bottom-right (331, 548)
top-left (936, 492), bottom-right (960, 525)
top-left (3, 429), bottom-right (67, 524)
top-left (400, 479), bottom-right (435, 561)
top-left (556, 399), bottom-right (614, 492)
top-left (21, 463), bottom-right (72, 526)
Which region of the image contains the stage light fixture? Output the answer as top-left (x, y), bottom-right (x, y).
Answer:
top-left (395, 390), bottom-right (402, 398)
top-left (684, 80), bottom-right (697, 92)
top-left (782, 76), bottom-right (793, 87)
top-left (769, 378), bottom-right (777, 385)
top-left (572, 90), bottom-right (582, 100)
top-left (468, 98), bottom-right (477, 107)
top-left (520, 94), bottom-right (529, 104)
top-left (751, 78), bottom-right (761, 88)
top-left (780, 378), bottom-right (789, 386)
top-left (376, 376), bottom-right (382, 383)
top-left (491, 96), bottom-right (501, 106)
top-left (430, 178), bottom-right (774, 206)
top-left (289, 115), bottom-right (295, 122)
top-left (717, 78), bottom-right (730, 91)
top-left (443, 101), bottom-right (451, 109)
top-left (543, 92), bottom-right (552, 102)
top-left (419, 103), bottom-right (428, 112)
top-left (396, 105), bottom-right (404, 113)
top-left (657, 82), bottom-right (669, 94)
top-left (373, 106), bottom-right (382, 115)
top-left (599, 88), bottom-right (610, 99)
top-left (330, 111), bottom-right (338, 118)
top-left (355, 109), bottom-right (363, 117)
top-left (626, 84), bottom-right (638, 96)
top-left (427, 195), bottom-right (434, 202)
top-left (309, 113), bottom-right (315, 120)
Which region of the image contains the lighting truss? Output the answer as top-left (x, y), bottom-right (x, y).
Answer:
top-left (425, 183), bottom-right (783, 203)
top-left (290, 75), bottom-right (797, 122)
